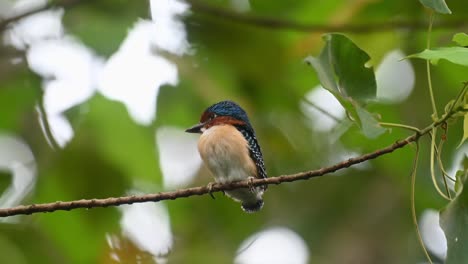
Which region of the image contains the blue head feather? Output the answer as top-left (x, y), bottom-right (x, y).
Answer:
top-left (206, 100), bottom-right (252, 126)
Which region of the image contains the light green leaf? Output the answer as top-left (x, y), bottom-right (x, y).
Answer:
top-left (407, 47), bottom-right (468, 66)
top-left (463, 155), bottom-right (468, 169)
top-left (459, 113), bottom-right (468, 147)
top-left (454, 156), bottom-right (468, 194)
top-left (453, 33), bottom-right (468, 47)
top-left (355, 105), bottom-right (386, 138)
top-left (305, 53), bottom-right (339, 94)
top-left (455, 170), bottom-right (463, 194)
top-left (419, 0), bottom-right (452, 14)
top-left (440, 173), bottom-right (468, 263)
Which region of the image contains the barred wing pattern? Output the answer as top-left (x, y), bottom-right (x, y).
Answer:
top-left (237, 126), bottom-right (268, 183)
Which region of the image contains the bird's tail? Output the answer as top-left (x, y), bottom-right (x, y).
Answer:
top-left (241, 199), bottom-right (264, 213)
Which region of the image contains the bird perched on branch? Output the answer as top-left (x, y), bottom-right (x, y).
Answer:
top-left (185, 100), bottom-right (267, 212)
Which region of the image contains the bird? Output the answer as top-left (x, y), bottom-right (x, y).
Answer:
top-left (185, 100), bottom-right (267, 213)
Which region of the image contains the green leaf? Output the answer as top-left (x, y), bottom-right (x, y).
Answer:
top-left (305, 34), bottom-right (385, 138)
top-left (305, 52), bottom-right (339, 94)
top-left (419, 0), bottom-right (452, 14)
top-left (463, 155), bottom-right (468, 170)
top-left (453, 33), bottom-right (468, 47)
top-left (454, 170), bottom-right (467, 194)
top-left (305, 47), bottom-right (362, 125)
top-left (328, 34), bottom-right (377, 101)
top-left (440, 174), bottom-right (468, 263)
top-left (305, 33), bottom-right (377, 102)
top-left (407, 47), bottom-right (468, 66)
top-left (459, 113), bottom-right (468, 147)
top-left (454, 156), bottom-right (468, 194)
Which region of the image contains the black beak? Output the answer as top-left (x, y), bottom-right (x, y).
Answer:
top-left (185, 122), bottom-right (205, 133)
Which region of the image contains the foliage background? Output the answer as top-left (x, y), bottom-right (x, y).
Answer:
top-left (0, 0), bottom-right (467, 263)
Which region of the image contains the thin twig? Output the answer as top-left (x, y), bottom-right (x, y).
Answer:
top-left (36, 90), bottom-right (61, 150)
top-left (1, 0), bottom-right (467, 34)
top-left (188, 0), bottom-right (468, 33)
top-left (303, 99), bottom-right (341, 122)
top-left (0, 114), bottom-right (455, 218)
top-left (0, 0), bottom-right (82, 32)
top-left (430, 128), bottom-right (451, 200)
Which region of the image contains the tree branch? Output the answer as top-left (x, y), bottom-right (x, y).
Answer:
top-left (188, 0), bottom-right (468, 33)
top-left (3, 116), bottom-right (453, 217)
top-left (1, 0), bottom-right (466, 34)
top-left (0, 0), bottom-right (82, 32)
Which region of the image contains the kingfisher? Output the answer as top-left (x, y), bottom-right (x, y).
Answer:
top-left (185, 100), bottom-right (267, 213)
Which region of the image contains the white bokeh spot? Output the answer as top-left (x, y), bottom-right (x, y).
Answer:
top-left (120, 199), bottom-right (173, 262)
top-left (28, 37), bottom-right (102, 147)
top-left (420, 209), bottom-right (447, 260)
top-left (98, 21), bottom-right (178, 125)
top-left (5, 0), bottom-right (102, 148)
top-left (156, 126), bottom-right (202, 189)
top-left (99, 0), bottom-right (190, 125)
top-left (0, 134), bottom-right (37, 223)
top-left (376, 50), bottom-right (415, 103)
top-left (3, 0), bottom-right (63, 50)
top-left (150, 0), bottom-right (190, 55)
top-left (301, 86), bottom-right (345, 132)
top-left (235, 227), bottom-right (310, 264)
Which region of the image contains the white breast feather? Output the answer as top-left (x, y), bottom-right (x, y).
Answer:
top-left (198, 125), bottom-right (263, 205)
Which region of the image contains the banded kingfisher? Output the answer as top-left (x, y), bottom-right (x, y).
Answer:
top-left (185, 100), bottom-right (267, 213)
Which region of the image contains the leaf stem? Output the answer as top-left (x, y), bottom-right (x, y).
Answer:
top-left (437, 138), bottom-right (452, 199)
top-left (410, 141), bottom-right (433, 264)
top-left (430, 128), bottom-right (451, 200)
top-left (37, 90), bottom-right (61, 150)
top-left (426, 12), bottom-right (438, 119)
top-left (379, 122), bottom-right (421, 133)
top-left (434, 141), bottom-right (456, 182)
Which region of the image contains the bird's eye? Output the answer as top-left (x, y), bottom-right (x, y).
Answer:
top-left (211, 114), bottom-right (217, 120)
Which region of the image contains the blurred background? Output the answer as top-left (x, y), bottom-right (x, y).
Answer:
top-left (0, 0), bottom-right (467, 263)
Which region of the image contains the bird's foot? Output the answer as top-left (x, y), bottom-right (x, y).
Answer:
top-left (207, 182), bottom-right (216, 199)
top-left (247, 177), bottom-right (256, 193)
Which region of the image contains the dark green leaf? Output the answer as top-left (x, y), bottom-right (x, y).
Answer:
top-left (419, 0), bottom-right (452, 14)
top-left (440, 174), bottom-right (468, 263)
top-left (407, 47), bottom-right (468, 66)
top-left (306, 34), bottom-right (377, 102)
top-left (305, 34), bottom-right (385, 138)
top-left (453, 33), bottom-right (468, 47)
top-left (327, 34), bottom-right (376, 101)
top-left (305, 49), bottom-right (361, 125)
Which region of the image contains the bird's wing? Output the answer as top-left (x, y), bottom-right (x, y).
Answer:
top-left (238, 128), bottom-right (268, 180)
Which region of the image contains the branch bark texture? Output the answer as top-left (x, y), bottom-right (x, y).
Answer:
top-left (0, 128), bottom-right (427, 217)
